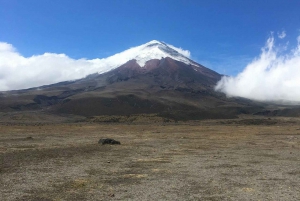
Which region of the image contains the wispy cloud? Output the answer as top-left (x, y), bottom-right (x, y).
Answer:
top-left (166, 44), bottom-right (191, 58)
top-left (215, 34), bottom-right (300, 102)
top-left (278, 30), bottom-right (286, 39)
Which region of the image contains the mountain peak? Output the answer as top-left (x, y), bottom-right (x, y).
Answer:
top-left (145, 40), bottom-right (163, 45)
top-left (94, 40), bottom-right (200, 75)
top-left (143, 40), bottom-right (170, 48)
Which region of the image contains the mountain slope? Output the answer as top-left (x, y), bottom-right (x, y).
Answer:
top-left (0, 41), bottom-right (265, 120)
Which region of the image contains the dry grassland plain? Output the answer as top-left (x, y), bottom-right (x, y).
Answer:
top-left (0, 116), bottom-right (300, 200)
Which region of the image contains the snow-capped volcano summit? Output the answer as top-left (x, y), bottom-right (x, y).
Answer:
top-left (0, 40), bottom-right (271, 121)
top-left (2, 40), bottom-right (253, 121)
top-left (131, 40), bottom-right (198, 67)
top-left (92, 40), bottom-right (199, 74)
top-left (0, 40), bottom-right (203, 91)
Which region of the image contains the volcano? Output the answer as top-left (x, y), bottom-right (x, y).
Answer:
top-left (0, 40), bottom-right (262, 120)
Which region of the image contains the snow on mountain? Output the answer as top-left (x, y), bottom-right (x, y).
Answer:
top-left (0, 40), bottom-right (198, 91)
top-left (92, 40), bottom-right (199, 74)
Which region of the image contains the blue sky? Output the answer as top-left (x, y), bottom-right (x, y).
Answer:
top-left (1, 0), bottom-right (299, 74)
top-left (1, 0), bottom-right (300, 97)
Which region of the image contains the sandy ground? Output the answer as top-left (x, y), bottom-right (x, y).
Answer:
top-left (0, 117), bottom-right (300, 201)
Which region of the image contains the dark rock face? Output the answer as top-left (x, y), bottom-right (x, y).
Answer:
top-left (98, 138), bottom-right (121, 145)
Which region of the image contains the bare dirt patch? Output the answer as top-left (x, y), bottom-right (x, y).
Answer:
top-left (1, 117), bottom-right (300, 200)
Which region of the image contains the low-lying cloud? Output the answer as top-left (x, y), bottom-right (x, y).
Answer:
top-left (215, 34), bottom-right (300, 102)
top-left (0, 42), bottom-right (104, 91)
top-left (0, 41), bottom-right (191, 91)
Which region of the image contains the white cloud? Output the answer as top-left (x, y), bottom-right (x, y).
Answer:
top-left (278, 31), bottom-right (286, 39)
top-left (215, 35), bottom-right (300, 102)
top-left (0, 41), bottom-right (192, 91)
top-left (166, 44), bottom-right (191, 58)
top-left (0, 43), bottom-right (103, 91)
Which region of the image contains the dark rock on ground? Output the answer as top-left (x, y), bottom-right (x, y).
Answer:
top-left (25, 136), bottom-right (33, 140)
top-left (98, 138), bottom-right (121, 145)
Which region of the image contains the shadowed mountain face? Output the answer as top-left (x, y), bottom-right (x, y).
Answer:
top-left (0, 57), bottom-right (264, 120)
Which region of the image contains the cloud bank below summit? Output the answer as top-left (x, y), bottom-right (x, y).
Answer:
top-left (3, 35), bottom-right (300, 104)
top-left (0, 41), bottom-right (190, 91)
top-left (215, 34), bottom-right (300, 102)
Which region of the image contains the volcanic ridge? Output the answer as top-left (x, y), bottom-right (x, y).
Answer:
top-left (1, 40), bottom-right (293, 121)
